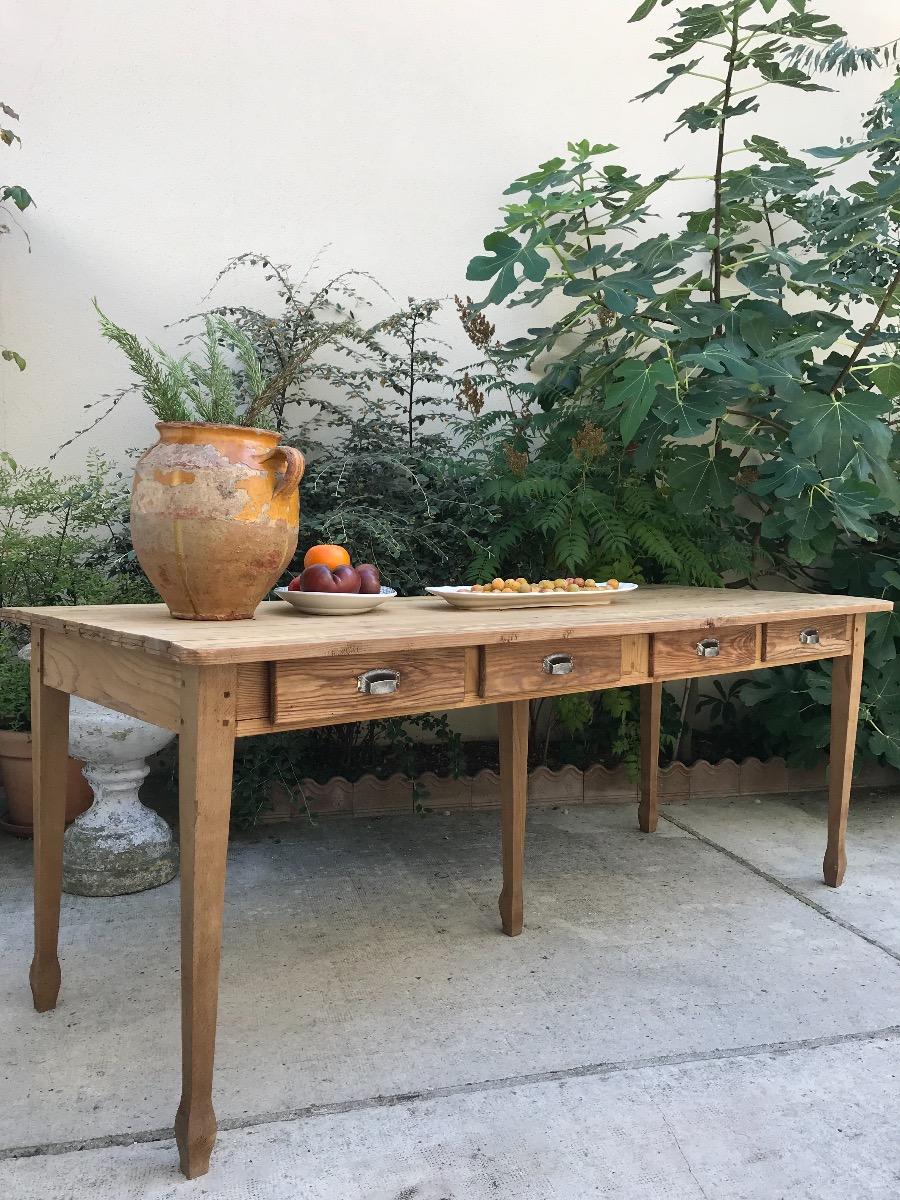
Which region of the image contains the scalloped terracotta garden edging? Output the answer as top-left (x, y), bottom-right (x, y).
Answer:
top-left (259, 757), bottom-right (899, 823)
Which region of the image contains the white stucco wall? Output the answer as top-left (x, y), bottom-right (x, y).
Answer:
top-left (1, 0), bottom-right (896, 470)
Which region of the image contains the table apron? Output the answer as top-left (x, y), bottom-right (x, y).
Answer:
top-left (39, 629), bottom-right (182, 733)
top-left (32, 622), bottom-right (853, 736)
top-left (232, 624), bottom-right (852, 736)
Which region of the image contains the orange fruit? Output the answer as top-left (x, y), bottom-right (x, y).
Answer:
top-left (303, 544), bottom-right (351, 570)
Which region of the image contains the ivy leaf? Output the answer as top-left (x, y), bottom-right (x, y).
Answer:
top-left (605, 358), bottom-right (675, 445)
top-left (752, 58), bottom-right (831, 93)
top-left (753, 356), bottom-right (804, 401)
top-left (1, 348), bottom-right (26, 371)
top-left (629, 0), bottom-right (659, 20)
top-left (653, 385), bottom-right (724, 439)
top-left (867, 612), bottom-right (900, 670)
top-left (750, 455), bottom-right (819, 499)
top-left (633, 60), bottom-right (702, 102)
top-left (735, 259), bottom-right (785, 300)
top-left (853, 446), bottom-right (900, 510)
top-left (669, 448), bottom-right (737, 514)
top-left (744, 134), bottom-right (796, 165)
top-left (825, 476), bottom-right (886, 540)
top-left (871, 362), bottom-right (900, 397)
top-left (630, 417), bottom-right (668, 471)
top-left (682, 336), bottom-right (758, 383)
top-left (466, 231), bottom-right (550, 306)
top-left (783, 489), bottom-right (832, 540)
top-left (599, 271), bottom-right (657, 315)
top-left (2, 184), bottom-right (33, 211)
top-left (737, 299), bottom-right (791, 352)
top-left (787, 390), bottom-right (892, 477)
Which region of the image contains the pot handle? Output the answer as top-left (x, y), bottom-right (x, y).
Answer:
top-left (265, 446), bottom-right (305, 497)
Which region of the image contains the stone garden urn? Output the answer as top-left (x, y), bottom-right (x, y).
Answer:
top-left (63, 698), bottom-right (178, 895)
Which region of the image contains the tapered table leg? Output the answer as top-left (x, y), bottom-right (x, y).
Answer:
top-left (823, 615), bottom-right (866, 888)
top-left (29, 629), bottom-right (71, 1013)
top-left (498, 699), bottom-right (528, 937)
top-left (638, 682), bottom-right (662, 834)
top-left (174, 665), bottom-right (237, 1180)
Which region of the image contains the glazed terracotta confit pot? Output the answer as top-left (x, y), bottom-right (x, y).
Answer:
top-left (131, 423), bottom-right (305, 621)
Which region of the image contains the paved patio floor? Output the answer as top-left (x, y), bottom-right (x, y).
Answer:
top-left (1, 793), bottom-right (899, 1198)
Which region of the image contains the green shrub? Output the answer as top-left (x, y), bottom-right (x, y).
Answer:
top-left (463, 0), bottom-right (900, 768)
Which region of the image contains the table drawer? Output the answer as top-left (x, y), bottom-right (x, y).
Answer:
top-left (651, 624), bottom-right (757, 678)
top-left (763, 615), bottom-right (850, 664)
top-left (272, 648), bottom-right (467, 726)
top-left (481, 637), bottom-right (622, 700)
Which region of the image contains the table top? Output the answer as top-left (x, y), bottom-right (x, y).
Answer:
top-left (2, 587), bottom-right (891, 666)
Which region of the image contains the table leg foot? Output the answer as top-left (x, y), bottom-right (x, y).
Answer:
top-left (823, 615), bottom-right (865, 890)
top-left (498, 699), bottom-right (528, 938)
top-left (175, 1097), bottom-right (217, 1179)
top-left (499, 889), bottom-right (523, 937)
top-left (822, 848), bottom-right (846, 889)
top-left (29, 956), bottom-right (61, 1012)
top-left (638, 682), bottom-right (662, 833)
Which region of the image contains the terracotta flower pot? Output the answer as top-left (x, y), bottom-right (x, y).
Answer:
top-left (0, 728), bottom-right (93, 837)
top-left (131, 422), bottom-right (304, 620)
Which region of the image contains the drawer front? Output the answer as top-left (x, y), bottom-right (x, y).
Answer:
top-left (273, 648), bottom-right (467, 726)
top-left (764, 615), bottom-right (850, 664)
top-left (651, 625), bottom-right (757, 678)
top-left (481, 637), bottom-right (622, 700)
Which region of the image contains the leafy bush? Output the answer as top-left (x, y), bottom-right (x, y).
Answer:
top-left (0, 452), bottom-right (155, 730)
top-left (0, 450), bottom-right (155, 609)
top-left (189, 251), bottom-right (390, 432)
top-left (231, 712), bottom-right (463, 829)
top-left (293, 414), bottom-right (492, 594)
top-left (0, 627), bottom-right (30, 730)
top-left (463, 0), bottom-right (900, 767)
top-left (195, 254), bottom-right (493, 592)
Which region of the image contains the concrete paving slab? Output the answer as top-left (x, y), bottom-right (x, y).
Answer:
top-left (2, 1031), bottom-right (898, 1199)
top-left (666, 792), bottom-right (900, 955)
top-left (2, 803), bottom-right (899, 1162)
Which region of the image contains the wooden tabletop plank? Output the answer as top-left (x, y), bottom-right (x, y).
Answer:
top-left (2, 588), bottom-right (891, 665)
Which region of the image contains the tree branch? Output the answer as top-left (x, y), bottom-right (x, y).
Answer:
top-left (712, 8), bottom-right (740, 306)
top-left (830, 267), bottom-right (900, 394)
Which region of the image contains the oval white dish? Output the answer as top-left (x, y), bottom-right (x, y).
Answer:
top-left (424, 582), bottom-right (638, 611)
top-left (273, 585), bottom-right (397, 615)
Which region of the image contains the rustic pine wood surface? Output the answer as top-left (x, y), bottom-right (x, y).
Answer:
top-left (6, 588), bottom-right (891, 1180)
top-left (2, 587), bottom-right (892, 664)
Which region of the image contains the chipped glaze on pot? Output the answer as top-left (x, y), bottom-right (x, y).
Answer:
top-left (131, 422), bottom-right (304, 620)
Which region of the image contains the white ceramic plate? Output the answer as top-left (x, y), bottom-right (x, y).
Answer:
top-left (273, 585), bottom-right (397, 615)
top-left (425, 583), bottom-right (638, 611)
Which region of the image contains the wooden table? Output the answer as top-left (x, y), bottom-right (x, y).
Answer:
top-left (2, 586), bottom-right (891, 1178)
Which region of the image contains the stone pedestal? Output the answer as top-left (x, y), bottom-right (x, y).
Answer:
top-left (63, 698), bottom-right (178, 896)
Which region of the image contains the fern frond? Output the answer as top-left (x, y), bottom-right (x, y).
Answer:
top-left (631, 521), bottom-right (681, 571)
top-left (94, 300), bottom-right (191, 422)
top-left (219, 317), bottom-right (266, 401)
top-left (554, 517), bottom-right (590, 572)
top-left (200, 317), bottom-right (237, 424)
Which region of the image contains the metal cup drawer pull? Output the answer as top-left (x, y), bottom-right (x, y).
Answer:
top-left (357, 668), bottom-right (401, 695)
top-left (696, 637), bottom-right (720, 658)
top-left (799, 627), bottom-right (820, 645)
top-left (542, 652), bottom-right (574, 675)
